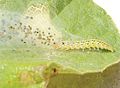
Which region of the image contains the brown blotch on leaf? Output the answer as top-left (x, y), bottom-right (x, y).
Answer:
top-left (18, 71), bottom-right (36, 86)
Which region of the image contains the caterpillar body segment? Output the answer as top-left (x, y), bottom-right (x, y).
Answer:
top-left (52, 39), bottom-right (114, 52)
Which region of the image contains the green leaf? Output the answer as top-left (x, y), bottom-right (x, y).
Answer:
top-left (48, 0), bottom-right (72, 18)
top-left (0, 0), bottom-right (120, 88)
top-left (49, 0), bottom-right (120, 73)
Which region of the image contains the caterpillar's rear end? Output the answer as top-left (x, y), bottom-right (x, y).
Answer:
top-left (53, 39), bottom-right (114, 52)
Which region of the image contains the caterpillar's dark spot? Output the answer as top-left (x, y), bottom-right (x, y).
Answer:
top-left (23, 41), bottom-right (26, 43)
top-left (43, 38), bottom-right (46, 40)
top-left (48, 27), bottom-right (51, 30)
top-left (28, 25), bottom-right (32, 30)
top-left (91, 39), bottom-right (96, 42)
top-left (43, 42), bottom-right (46, 45)
top-left (9, 26), bottom-right (14, 29)
top-left (97, 42), bottom-right (100, 44)
top-left (30, 16), bottom-right (33, 19)
top-left (21, 39), bottom-right (23, 42)
top-left (62, 42), bottom-right (65, 45)
top-left (42, 32), bottom-right (45, 36)
top-left (49, 35), bottom-right (53, 37)
top-left (20, 22), bottom-right (22, 25)
top-left (47, 38), bottom-right (51, 41)
top-left (47, 43), bottom-right (50, 45)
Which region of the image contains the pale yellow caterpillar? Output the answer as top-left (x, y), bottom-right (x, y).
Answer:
top-left (52, 39), bottom-right (114, 52)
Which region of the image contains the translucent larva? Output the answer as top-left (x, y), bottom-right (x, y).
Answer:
top-left (52, 39), bottom-right (114, 52)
